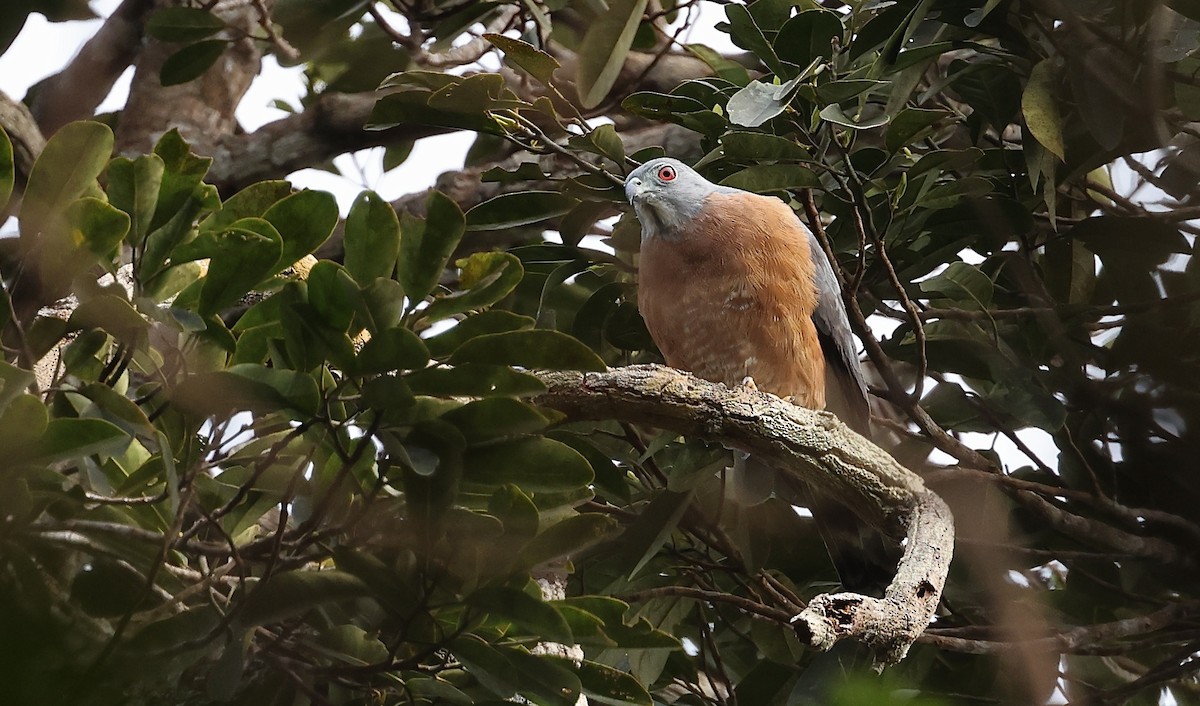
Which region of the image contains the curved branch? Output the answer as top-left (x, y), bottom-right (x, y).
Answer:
top-left (534, 364), bottom-right (954, 669)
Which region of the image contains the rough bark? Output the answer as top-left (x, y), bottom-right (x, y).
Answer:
top-left (115, 0), bottom-right (268, 156)
top-left (533, 364), bottom-right (955, 669)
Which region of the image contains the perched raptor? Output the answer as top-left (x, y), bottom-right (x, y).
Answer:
top-left (625, 157), bottom-right (887, 593)
top-left (625, 157), bottom-right (869, 431)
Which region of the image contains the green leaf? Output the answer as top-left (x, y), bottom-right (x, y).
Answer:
top-left (421, 252), bottom-right (524, 322)
top-left (427, 73), bottom-right (511, 113)
top-left (397, 190), bottom-right (465, 302)
top-left (196, 219), bottom-right (284, 316)
top-left (885, 107), bottom-right (951, 153)
top-left (149, 128), bottom-right (212, 232)
top-left (465, 191), bottom-right (578, 231)
top-left (65, 196), bottom-right (130, 256)
top-left (106, 154), bottom-right (165, 243)
top-left (485, 33), bottom-right (559, 83)
top-left (621, 489), bottom-right (693, 579)
top-left (81, 383), bottom-right (153, 435)
top-left (404, 363), bottom-right (546, 397)
top-left (0, 361), bottom-right (34, 414)
top-left (160, 39), bottom-right (228, 86)
top-left (441, 398), bottom-right (553, 443)
top-left (718, 131), bottom-right (811, 163)
top-left (356, 277), bottom-right (405, 334)
top-left (199, 180), bottom-right (292, 234)
top-left (33, 418), bottom-right (130, 464)
top-left (720, 164), bottom-right (819, 192)
top-left (919, 262), bottom-right (994, 309)
top-left (726, 75), bottom-right (804, 128)
top-left (238, 571), bottom-right (370, 627)
top-left (382, 140), bottom-right (414, 171)
top-left (356, 327), bottom-right (430, 373)
top-left (499, 643), bottom-right (583, 706)
top-left (922, 382), bottom-right (990, 433)
top-left (343, 190), bottom-right (399, 285)
top-left (622, 91), bottom-right (728, 136)
top-left (774, 9), bottom-right (842, 66)
top-left (1022, 59), bottom-right (1065, 160)
top-left (0, 125), bottom-right (12, 214)
top-left (449, 636), bottom-right (524, 698)
top-left (145, 7), bottom-right (225, 42)
top-left (450, 329), bottom-right (606, 372)
top-left (819, 103), bottom-right (889, 129)
top-left (467, 586), bottom-right (573, 644)
top-left (723, 3), bottom-right (785, 76)
top-left (0, 394), bottom-right (47, 455)
top-left (570, 124), bottom-right (626, 165)
top-left (685, 43), bottom-right (750, 85)
top-left (305, 260), bottom-right (360, 331)
top-left (463, 437), bottom-right (594, 491)
top-left (21, 120), bottom-right (113, 235)
top-left (69, 294), bottom-right (149, 344)
top-left (368, 91), bottom-right (506, 135)
top-left (519, 514), bottom-right (620, 567)
top-left (425, 310), bottom-right (536, 359)
top-left (575, 0), bottom-right (650, 108)
top-left (578, 659), bottom-right (653, 706)
top-left (173, 365), bottom-right (319, 417)
top-left (264, 189), bottom-right (339, 270)
top-left (407, 677), bottom-right (473, 705)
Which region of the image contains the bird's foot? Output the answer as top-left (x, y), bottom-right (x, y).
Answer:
top-left (740, 376), bottom-right (759, 392)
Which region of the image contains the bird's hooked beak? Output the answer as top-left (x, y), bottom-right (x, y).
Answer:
top-left (625, 176), bottom-right (647, 205)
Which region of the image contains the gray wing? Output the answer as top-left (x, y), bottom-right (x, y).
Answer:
top-left (806, 228), bottom-right (871, 433)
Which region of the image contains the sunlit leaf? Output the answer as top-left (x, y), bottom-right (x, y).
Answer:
top-left (21, 120), bottom-right (113, 236)
top-left (1022, 59), bottom-right (1065, 160)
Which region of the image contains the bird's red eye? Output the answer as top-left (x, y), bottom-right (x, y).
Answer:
top-left (657, 165), bottom-right (677, 181)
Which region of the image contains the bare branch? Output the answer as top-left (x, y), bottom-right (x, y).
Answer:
top-left (29, 0), bottom-right (155, 135)
top-left (921, 601), bottom-right (1198, 655)
top-left (534, 365), bottom-right (954, 669)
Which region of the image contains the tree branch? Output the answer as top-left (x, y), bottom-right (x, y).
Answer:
top-left (921, 600), bottom-right (1198, 655)
top-left (0, 89), bottom-right (45, 219)
top-left (208, 92), bottom-right (446, 192)
top-left (533, 364), bottom-right (954, 669)
top-left (115, 0), bottom-right (270, 155)
top-left (29, 0), bottom-right (156, 135)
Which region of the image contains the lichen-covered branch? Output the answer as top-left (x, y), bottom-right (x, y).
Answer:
top-left (534, 364), bottom-right (954, 669)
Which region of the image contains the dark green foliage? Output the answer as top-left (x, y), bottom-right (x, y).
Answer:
top-left (3, 0), bottom-right (1200, 704)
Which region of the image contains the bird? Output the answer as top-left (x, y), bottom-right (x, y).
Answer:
top-left (625, 157), bottom-right (889, 593)
top-left (624, 157), bottom-right (869, 432)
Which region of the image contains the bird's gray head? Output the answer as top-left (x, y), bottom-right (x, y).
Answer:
top-left (624, 158), bottom-right (724, 239)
